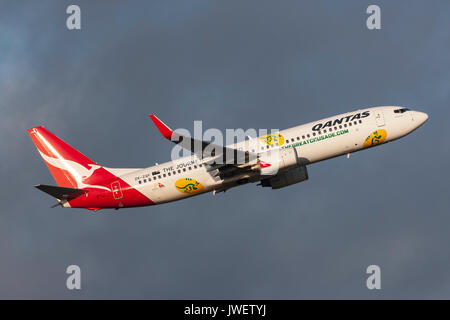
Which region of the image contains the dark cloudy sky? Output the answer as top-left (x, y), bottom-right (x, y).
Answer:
top-left (1, 0), bottom-right (449, 299)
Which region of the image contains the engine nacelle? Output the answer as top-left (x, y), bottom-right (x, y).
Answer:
top-left (260, 165), bottom-right (309, 189)
top-left (257, 148), bottom-right (299, 176)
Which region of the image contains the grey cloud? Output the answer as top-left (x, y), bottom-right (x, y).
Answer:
top-left (0, 0), bottom-right (449, 298)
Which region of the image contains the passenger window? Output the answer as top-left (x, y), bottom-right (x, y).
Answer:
top-left (349, 123), bottom-right (352, 126)
top-left (188, 167), bottom-right (192, 170)
top-left (307, 134), bottom-right (310, 138)
top-left (143, 179), bottom-right (147, 183)
top-left (139, 181), bottom-right (142, 184)
top-left (313, 132), bottom-right (316, 136)
top-left (359, 120), bottom-right (362, 124)
top-left (339, 125), bottom-right (342, 129)
top-left (158, 175), bottom-right (161, 179)
top-left (194, 165), bottom-right (197, 169)
top-left (344, 124), bottom-right (347, 127)
top-left (302, 135), bottom-right (305, 139)
top-left (178, 170), bottom-right (181, 173)
top-left (334, 126), bottom-right (337, 130)
top-left (163, 174), bottom-right (166, 177)
top-left (183, 168), bottom-right (186, 172)
top-left (324, 129), bottom-right (327, 133)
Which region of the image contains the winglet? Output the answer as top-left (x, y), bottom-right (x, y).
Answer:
top-left (149, 114), bottom-right (176, 140)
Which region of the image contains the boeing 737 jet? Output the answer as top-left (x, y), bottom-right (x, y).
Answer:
top-left (28, 106), bottom-right (428, 211)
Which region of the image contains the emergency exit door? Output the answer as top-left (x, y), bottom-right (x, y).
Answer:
top-left (111, 181), bottom-right (123, 200)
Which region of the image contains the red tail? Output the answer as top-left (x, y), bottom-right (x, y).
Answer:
top-left (28, 126), bottom-right (154, 209)
top-left (27, 126), bottom-right (103, 188)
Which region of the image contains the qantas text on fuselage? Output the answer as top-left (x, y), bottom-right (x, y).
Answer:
top-left (28, 106), bottom-right (428, 211)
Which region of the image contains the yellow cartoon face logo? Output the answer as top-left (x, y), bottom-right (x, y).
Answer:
top-left (259, 133), bottom-right (285, 146)
top-left (363, 129), bottom-right (387, 148)
top-left (175, 178), bottom-right (204, 194)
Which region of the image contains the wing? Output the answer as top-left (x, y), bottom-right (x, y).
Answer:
top-left (149, 114), bottom-right (257, 166)
top-left (149, 114), bottom-right (264, 183)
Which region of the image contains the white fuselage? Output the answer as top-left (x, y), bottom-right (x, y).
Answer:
top-left (117, 106), bottom-right (428, 204)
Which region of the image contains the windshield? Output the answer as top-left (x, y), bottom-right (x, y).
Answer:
top-left (394, 108), bottom-right (410, 114)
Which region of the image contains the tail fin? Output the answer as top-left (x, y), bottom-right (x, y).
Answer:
top-left (27, 126), bottom-right (103, 188)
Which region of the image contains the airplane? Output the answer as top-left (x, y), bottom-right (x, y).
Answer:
top-left (28, 106), bottom-right (428, 211)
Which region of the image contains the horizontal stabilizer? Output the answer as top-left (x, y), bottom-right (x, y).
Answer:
top-left (34, 184), bottom-right (89, 201)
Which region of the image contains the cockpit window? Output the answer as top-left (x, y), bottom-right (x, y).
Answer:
top-left (394, 108), bottom-right (410, 114)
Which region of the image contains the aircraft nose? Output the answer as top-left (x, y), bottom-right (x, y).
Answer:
top-left (414, 111), bottom-right (429, 125)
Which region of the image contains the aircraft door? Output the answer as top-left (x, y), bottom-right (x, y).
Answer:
top-left (111, 181), bottom-right (123, 200)
top-left (375, 110), bottom-right (385, 127)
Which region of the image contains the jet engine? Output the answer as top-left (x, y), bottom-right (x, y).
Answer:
top-left (259, 165), bottom-right (309, 189)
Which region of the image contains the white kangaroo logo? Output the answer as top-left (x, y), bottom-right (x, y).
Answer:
top-left (38, 151), bottom-right (110, 191)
